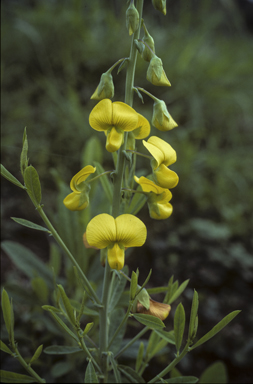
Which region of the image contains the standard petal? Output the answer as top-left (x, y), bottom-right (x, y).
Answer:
top-left (70, 165), bottom-right (96, 192)
top-left (115, 214), bottom-right (147, 247)
top-left (89, 99), bottom-right (113, 131)
top-left (154, 165), bottom-right (179, 189)
top-left (112, 102), bottom-right (139, 131)
top-left (147, 136), bottom-right (177, 166)
top-left (134, 175), bottom-right (166, 194)
top-left (86, 214), bottom-right (117, 249)
top-left (106, 128), bottom-right (124, 152)
top-left (143, 139), bottom-right (164, 168)
top-left (107, 243), bottom-right (125, 270)
top-left (132, 114), bottom-right (150, 139)
top-left (63, 192), bottom-right (88, 211)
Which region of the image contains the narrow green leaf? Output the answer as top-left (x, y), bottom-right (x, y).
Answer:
top-left (199, 361), bottom-right (227, 383)
top-left (29, 344), bottom-right (43, 365)
top-left (174, 303), bottom-right (185, 352)
top-left (147, 286), bottom-right (170, 294)
top-left (41, 305), bottom-right (61, 313)
top-left (118, 365), bottom-right (145, 383)
top-left (164, 275), bottom-right (174, 303)
top-left (126, 190), bottom-right (146, 215)
top-left (165, 376), bottom-right (199, 383)
top-left (133, 313), bottom-right (165, 329)
top-left (109, 308), bottom-right (127, 354)
top-left (0, 164), bottom-right (25, 189)
top-left (1, 289), bottom-right (14, 343)
top-left (44, 345), bottom-right (82, 355)
top-left (93, 161), bottom-right (113, 204)
top-left (135, 341), bottom-right (144, 372)
top-left (0, 371), bottom-right (35, 383)
top-left (11, 217), bottom-right (50, 233)
top-left (109, 354), bottom-right (122, 383)
top-left (48, 243), bottom-right (61, 277)
top-left (46, 310), bottom-right (78, 342)
top-left (130, 271), bottom-right (138, 300)
top-left (84, 360), bottom-right (99, 383)
top-left (188, 290), bottom-right (199, 341)
top-left (154, 329), bottom-right (176, 345)
top-left (83, 322), bottom-right (94, 336)
top-left (24, 165), bottom-right (41, 207)
top-left (108, 266), bottom-right (128, 313)
top-left (168, 279), bottom-right (190, 305)
top-left (57, 285), bottom-right (76, 325)
top-left (31, 277), bottom-right (49, 302)
top-left (20, 127), bottom-right (29, 176)
top-left (0, 340), bottom-right (13, 355)
top-left (191, 310), bottom-right (241, 350)
top-left (136, 269), bottom-right (152, 296)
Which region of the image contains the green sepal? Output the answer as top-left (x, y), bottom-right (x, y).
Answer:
top-left (20, 127), bottom-right (29, 176)
top-left (190, 310), bottom-right (241, 350)
top-left (130, 271), bottom-right (138, 300)
top-left (0, 340), bottom-right (13, 355)
top-left (0, 370), bottom-right (36, 383)
top-left (24, 165), bottom-right (42, 207)
top-left (174, 303), bottom-right (186, 353)
top-left (0, 164), bottom-right (25, 189)
top-left (1, 289), bottom-right (14, 344)
top-left (132, 313), bottom-right (165, 329)
top-left (134, 39), bottom-right (144, 54)
top-left (29, 344), bottom-right (43, 366)
top-left (11, 217), bottom-right (50, 233)
top-left (188, 290), bottom-right (199, 342)
top-left (57, 285), bottom-right (76, 326)
top-left (84, 360), bottom-right (99, 383)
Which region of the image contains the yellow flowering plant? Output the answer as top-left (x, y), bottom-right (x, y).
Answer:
top-left (0, 1), bottom-right (241, 383)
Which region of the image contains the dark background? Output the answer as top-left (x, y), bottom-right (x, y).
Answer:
top-left (1, 0), bottom-right (253, 382)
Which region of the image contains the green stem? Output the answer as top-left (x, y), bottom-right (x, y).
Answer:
top-left (136, 86), bottom-right (159, 102)
top-left (78, 335), bottom-right (102, 374)
top-left (114, 326), bottom-right (149, 359)
top-left (88, 170), bottom-right (113, 184)
top-left (107, 302), bottom-right (133, 350)
top-left (36, 206), bottom-right (101, 306)
top-left (122, 188), bottom-right (147, 195)
top-left (148, 341), bottom-right (191, 383)
top-left (126, 149), bottom-right (153, 159)
top-left (107, 58), bottom-right (127, 74)
top-left (12, 343), bottom-right (46, 383)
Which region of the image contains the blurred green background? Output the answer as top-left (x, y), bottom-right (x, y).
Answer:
top-left (1, 0), bottom-right (253, 382)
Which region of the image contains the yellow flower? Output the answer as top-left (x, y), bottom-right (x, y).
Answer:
top-left (147, 56), bottom-right (171, 87)
top-left (136, 299), bottom-right (171, 321)
top-left (89, 99), bottom-right (150, 152)
top-left (142, 136), bottom-right (179, 189)
top-left (63, 165), bottom-right (96, 211)
top-left (134, 176), bottom-right (173, 220)
top-left (152, 99), bottom-right (178, 131)
top-left (85, 213), bottom-right (147, 270)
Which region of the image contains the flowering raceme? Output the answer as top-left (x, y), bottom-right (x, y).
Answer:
top-left (89, 99), bottom-right (150, 152)
top-left (143, 136), bottom-right (179, 189)
top-left (63, 165), bottom-right (96, 211)
top-left (85, 214), bottom-right (147, 270)
top-left (134, 176), bottom-right (173, 219)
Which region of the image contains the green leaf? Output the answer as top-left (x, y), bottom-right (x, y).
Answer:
top-left (164, 376), bottom-right (199, 383)
top-left (24, 165), bottom-right (41, 207)
top-left (154, 329), bottom-right (176, 345)
top-left (20, 127), bottom-right (29, 176)
top-left (57, 285), bottom-right (76, 325)
top-left (48, 243), bottom-right (61, 277)
top-left (82, 322), bottom-right (94, 336)
top-left (199, 361), bottom-right (227, 383)
top-left (188, 290), bottom-right (199, 341)
top-left (174, 303), bottom-right (185, 352)
top-left (82, 136), bottom-right (103, 168)
top-left (118, 365), bottom-right (145, 383)
top-left (84, 360), bottom-right (99, 383)
top-left (41, 305), bottom-right (62, 313)
top-left (126, 189), bottom-right (146, 215)
top-left (0, 340), bottom-right (13, 355)
top-left (135, 341), bottom-right (144, 373)
top-left (31, 277), bottom-right (49, 302)
top-left (44, 345), bottom-right (82, 355)
top-left (133, 314), bottom-right (165, 329)
top-left (136, 269), bottom-right (152, 296)
top-left (164, 275), bottom-right (174, 303)
top-left (93, 161), bottom-right (113, 204)
top-left (191, 310), bottom-right (241, 350)
top-left (0, 371), bottom-right (35, 383)
top-left (147, 286), bottom-right (170, 295)
top-left (130, 271), bottom-right (138, 300)
top-left (109, 354), bottom-right (122, 383)
top-left (1, 241), bottom-right (53, 288)
top-left (108, 266), bottom-right (128, 313)
top-left (1, 289), bottom-right (14, 343)
top-left (168, 280), bottom-right (190, 305)
top-left (29, 344), bottom-right (43, 365)
top-left (45, 309), bottom-right (78, 342)
top-left (11, 217), bottom-right (50, 233)
top-left (109, 308), bottom-right (127, 354)
top-left (0, 164), bottom-right (25, 189)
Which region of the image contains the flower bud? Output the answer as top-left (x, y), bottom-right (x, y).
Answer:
top-left (142, 24), bottom-right (155, 62)
top-left (152, 0), bottom-right (167, 15)
top-left (91, 72), bottom-right (114, 100)
top-left (137, 299), bottom-right (171, 320)
top-left (126, 1), bottom-right (139, 36)
top-left (152, 99), bottom-right (178, 131)
top-left (147, 56), bottom-right (171, 87)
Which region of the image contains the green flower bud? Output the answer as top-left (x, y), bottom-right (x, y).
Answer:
top-left (147, 55), bottom-right (171, 87)
top-left (91, 72), bottom-right (114, 100)
top-left (152, 99), bottom-right (178, 131)
top-left (142, 23), bottom-right (155, 62)
top-left (152, 0), bottom-right (167, 15)
top-left (126, 1), bottom-right (139, 36)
